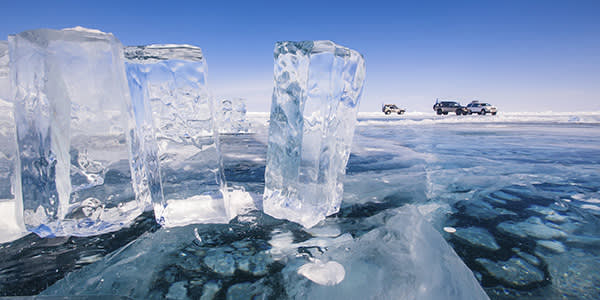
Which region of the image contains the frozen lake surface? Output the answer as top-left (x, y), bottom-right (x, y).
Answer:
top-left (1, 112), bottom-right (599, 299)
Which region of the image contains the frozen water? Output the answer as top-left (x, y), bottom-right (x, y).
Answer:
top-left (166, 281), bottom-right (189, 300)
top-left (277, 206), bottom-right (488, 299)
top-left (217, 97), bottom-right (250, 133)
top-left (513, 248), bottom-right (541, 265)
top-left (297, 259), bottom-right (345, 286)
top-left (543, 249), bottom-right (600, 298)
top-left (453, 227), bottom-right (500, 251)
top-left (497, 217), bottom-right (567, 240)
top-left (9, 27), bottom-right (147, 237)
top-left (264, 40), bottom-right (366, 228)
top-left (2, 113), bottom-right (600, 298)
top-left (200, 282), bottom-right (220, 300)
top-left (536, 240), bottom-right (566, 253)
top-left (34, 120), bottom-right (488, 299)
top-left (0, 99), bottom-right (26, 243)
top-left (40, 206), bottom-right (487, 300)
top-left (475, 258), bottom-right (545, 288)
top-left (455, 199), bottom-right (500, 220)
top-left (0, 41), bottom-right (9, 100)
top-left (125, 44), bottom-right (227, 227)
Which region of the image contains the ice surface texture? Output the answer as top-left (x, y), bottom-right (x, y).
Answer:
top-left (40, 206), bottom-right (488, 300)
top-left (10, 27), bottom-right (147, 237)
top-left (125, 44), bottom-right (227, 227)
top-left (217, 97), bottom-right (250, 133)
top-left (264, 40), bottom-right (366, 228)
top-left (279, 206), bottom-right (489, 299)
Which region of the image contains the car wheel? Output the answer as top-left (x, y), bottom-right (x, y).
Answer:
top-left (468, 111), bottom-right (473, 115)
top-left (481, 110), bottom-right (486, 115)
top-left (443, 112), bottom-right (448, 115)
top-left (385, 110), bottom-right (391, 115)
top-left (398, 111), bottom-right (404, 115)
top-left (437, 109), bottom-right (442, 115)
top-left (492, 112), bottom-right (497, 115)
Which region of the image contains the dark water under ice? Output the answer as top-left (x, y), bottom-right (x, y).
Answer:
top-left (1, 114), bottom-right (599, 299)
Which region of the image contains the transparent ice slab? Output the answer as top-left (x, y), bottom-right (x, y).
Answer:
top-left (263, 40), bottom-right (366, 228)
top-left (125, 44), bottom-right (227, 227)
top-left (10, 27), bottom-right (147, 237)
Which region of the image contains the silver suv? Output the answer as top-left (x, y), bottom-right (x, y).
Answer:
top-left (466, 101), bottom-right (497, 115)
top-left (433, 100), bottom-right (468, 115)
top-left (382, 104), bottom-right (405, 115)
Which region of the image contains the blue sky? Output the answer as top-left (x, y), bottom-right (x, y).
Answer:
top-left (1, 0), bottom-right (599, 112)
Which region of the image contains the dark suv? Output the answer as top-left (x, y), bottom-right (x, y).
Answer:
top-left (433, 101), bottom-right (468, 115)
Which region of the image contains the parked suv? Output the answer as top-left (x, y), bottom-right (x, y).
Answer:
top-left (466, 101), bottom-right (497, 115)
top-left (433, 100), bottom-right (468, 115)
top-left (382, 104), bottom-right (405, 115)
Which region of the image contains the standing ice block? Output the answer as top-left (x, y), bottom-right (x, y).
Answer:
top-left (263, 41), bottom-right (366, 228)
top-left (10, 27), bottom-right (147, 237)
top-left (125, 45), bottom-right (227, 227)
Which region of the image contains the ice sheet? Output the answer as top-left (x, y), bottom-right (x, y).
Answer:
top-left (356, 111), bottom-right (600, 125)
top-left (41, 206), bottom-right (487, 299)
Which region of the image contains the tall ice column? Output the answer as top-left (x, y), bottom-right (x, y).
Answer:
top-left (125, 45), bottom-right (227, 227)
top-left (10, 27), bottom-right (147, 237)
top-left (263, 40), bottom-right (366, 228)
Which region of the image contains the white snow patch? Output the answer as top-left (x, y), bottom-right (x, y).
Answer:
top-left (0, 201), bottom-right (27, 243)
top-left (443, 227), bottom-right (457, 233)
top-left (571, 194), bottom-right (585, 200)
top-left (298, 259), bottom-right (346, 286)
top-left (581, 204), bottom-right (600, 211)
top-left (581, 198), bottom-right (600, 204)
top-left (224, 188), bottom-right (256, 220)
top-left (64, 26), bottom-right (106, 34)
top-left (306, 225), bottom-right (342, 238)
top-left (156, 195), bottom-right (228, 227)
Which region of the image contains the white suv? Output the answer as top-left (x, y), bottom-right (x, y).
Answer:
top-left (466, 101), bottom-right (497, 115)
